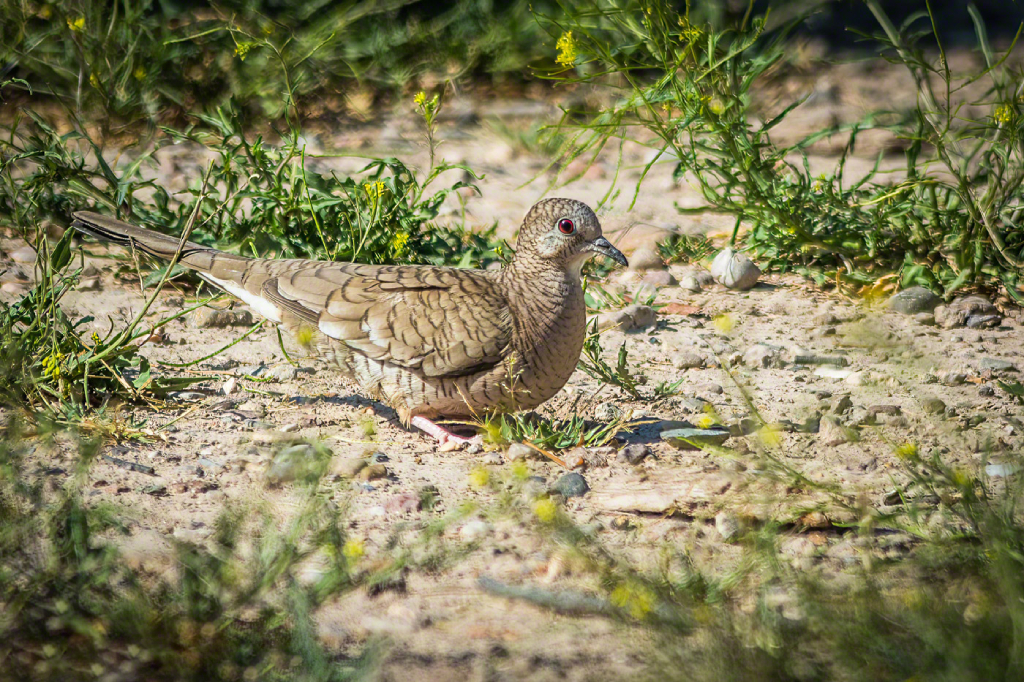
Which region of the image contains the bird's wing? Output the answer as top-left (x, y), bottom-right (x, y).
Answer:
top-left (243, 261), bottom-right (514, 378)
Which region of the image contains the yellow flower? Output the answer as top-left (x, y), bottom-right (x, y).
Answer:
top-left (391, 232), bottom-right (409, 253)
top-left (894, 442), bottom-right (918, 461)
top-left (695, 414), bottom-right (716, 429)
top-left (90, 332), bottom-right (101, 345)
top-left (234, 42), bottom-right (254, 61)
top-left (679, 16), bottom-right (702, 42)
top-left (469, 466), bottom-right (490, 489)
top-left (532, 498), bottom-right (558, 524)
top-left (89, 73), bottom-right (99, 88)
top-left (610, 581), bottom-right (655, 619)
top-left (414, 91), bottom-right (426, 107)
top-left (67, 16), bottom-right (84, 32)
top-left (713, 313), bottom-right (734, 334)
top-left (341, 538), bottom-right (364, 563)
top-left (39, 5), bottom-right (52, 19)
top-left (133, 66), bottom-right (146, 80)
top-left (41, 351), bottom-right (64, 381)
top-left (993, 104), bottom-right (1015, 125)
top-left (556, 31), bottom-right (577, 68)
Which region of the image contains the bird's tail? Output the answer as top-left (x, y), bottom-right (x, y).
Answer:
top-left (70, 211), bottom-right (249, 279)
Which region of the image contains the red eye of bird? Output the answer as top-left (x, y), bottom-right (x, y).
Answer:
top-left (558, 218), bottom-right (575, 234)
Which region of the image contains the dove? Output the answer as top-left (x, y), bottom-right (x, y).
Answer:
top-left (71, 198), bottom-right (627, 447)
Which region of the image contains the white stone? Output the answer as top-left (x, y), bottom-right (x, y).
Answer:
top-left (710, 248), bottom-right (760, 290)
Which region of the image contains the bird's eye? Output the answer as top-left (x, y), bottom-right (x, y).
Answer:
top-left (558, 218), bottom-right (575, 235)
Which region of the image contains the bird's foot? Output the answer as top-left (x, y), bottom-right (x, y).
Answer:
top-left (411, 416), bottom-right (475, 451)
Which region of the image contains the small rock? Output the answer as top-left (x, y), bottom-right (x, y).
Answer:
top-left (628, 246), bottom-right (665, 271)
top-left (743, 343), bottom-right (787, 369)
top-left (610, 516), bottom-right (634, 530)
top-left (551, 472), bottom-right (590, 498)
top-left (268, 365), bottom-right (298, 382)
top-left (867, 405), bottom-right (902, 418)
top-left (1, 281), bottom-right (28, 295)
top-left (814, 367), bottom-right (854, 380)
top-left (507, 443), bottom-right (534, 461)
top-left (594, 304), bottom-right (657, 332)
top-left (679, 275), bottom-right (701, 293)
top-left (985, 463), bottom-right (1019, 478)
top-left (845, 371), bottom-right (872, 386)
top-left (266, 444), bottom-right (322, 484)
top-left (914, 313), bottom-right (936, 326)
top-left (922, 398), bottom-right (946, 415)
top-left (642, 270), bottom-right (676, 287)
top-left (459, 520), bottom-right (491, 543)
top-left (935, 296), bottom-right (1001, 329)
top-left (617, 444), bottom-right (651, 465)
top-left (978, 385), bottom-right (995, 397)
top-left (673, 351), bottom-right (704, 369)
top-left (190, 307), bottom-right (255, 329)
top-left (831, 395), bottom-right (853, 414)
top-left (222, 377), bottom-right (238, 395)
top-left (594, 402), bottom-right (623, 421)
top-left (710, 248), bottom-right (760, 290)
top-left (980, 358), bottom-right (1017, 373)
top-left (9, 246), bottom-right (36, 264)
top-left (481, 452), bottom-right (503, 465)
top-left (887, 287), bottom-right (941, 315)
top-left (77, 277), bottom-right (101, 291)
top-left (819, 417), bottom-right (856, 446)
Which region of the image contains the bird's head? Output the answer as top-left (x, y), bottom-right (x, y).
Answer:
top-left (514, 198), bottom-right (628, 275)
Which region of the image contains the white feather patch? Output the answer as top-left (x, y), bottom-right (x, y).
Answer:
top-left (201, 274), bottom-right (282, 323)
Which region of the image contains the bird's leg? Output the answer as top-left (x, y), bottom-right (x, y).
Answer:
top-left (411, 416), bottom-right (473, 450)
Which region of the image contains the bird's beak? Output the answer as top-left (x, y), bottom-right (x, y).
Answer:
top-left (587, 236), bottom-right (628, 267)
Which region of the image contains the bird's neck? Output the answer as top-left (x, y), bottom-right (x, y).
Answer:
top-left (499, 257), bottom-right (585, 346)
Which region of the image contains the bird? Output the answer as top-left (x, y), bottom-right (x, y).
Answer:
top-left (70, 198), bottom-right (627, 448)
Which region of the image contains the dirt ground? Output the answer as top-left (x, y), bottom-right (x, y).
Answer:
top-left (3, 55), bottom-right (1024, 680)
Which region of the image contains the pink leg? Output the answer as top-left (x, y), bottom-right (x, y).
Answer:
top-left (411, 416), bottom-right (473, 450)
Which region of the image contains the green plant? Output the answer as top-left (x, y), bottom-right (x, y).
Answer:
top-left (544, 0), bottom-right (1024, 298)
top-left (478, 410), bottom-right (625, 451)
top-left (577, 320), bottom-right (642, 399)
top-left (0, 228), bottom-right (201, 420)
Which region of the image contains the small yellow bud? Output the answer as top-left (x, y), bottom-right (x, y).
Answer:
top-left (67, 16), bottom-right (85, 32)
top-left (532, 498), bottom-right (558, 523)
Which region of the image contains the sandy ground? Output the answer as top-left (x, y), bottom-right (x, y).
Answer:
top-left (3, 54), bottom-right (1024, 680)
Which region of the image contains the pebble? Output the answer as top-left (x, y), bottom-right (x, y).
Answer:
top-left (594, 402), bottom-right (623, 421)
top-left (939, 372), bottom-right (966, 386)
top-left (268, 365), bottom-right (298, 382)
top-left (459, 520), bottom-right (491, 542)
top-left (743, 343), bottom-right (787, 369)
top-left (617, 444), bottom-right (651, 465)
top-left (551, 472), bottom-right (590, 498)
top-left (985, 463), bottom-right (1019, 478)
top-left (978, 385), bottom-right (995, 397)
top-left (507, 443), bottom-right (534, 461)
top-left (672, 351), bottom-right (704, 369)
top-left (481, 452), bottom-right (503, 465)
top-left (190, 307), bottom-right (255, 328)
top-left (1, 281), bottom-right (28, 295)
top-left (595, 304), bottom-right (657, 332)
top-left (914, 313), bottom-right (936, 326)
top-left (679, 275), bottom-right (701, 293)
top-left (935, 296), bottom-right (1002, 329)
top-left (221, 377), bottom-right (238, 395)
top-left (922, 398), bottom-right (947, 415)
top-left (627, 246), bottom-right (665, 271)
top-left (9, 246), bottom-right (36, 264)
top-left (887, 286), bottom-right (941, 314)
top-left (814, 367), bottom-right (854, 380)
top-left (642, 270), bottom-right (676, 287)
top-left (819, 417), bottom-right (856, 446)
top-left (710, 248), bottom-right (760, 290)
top-left (830, 395), bottom-right (853, 414)
top-left (77, 277), bottom-right (101, 291)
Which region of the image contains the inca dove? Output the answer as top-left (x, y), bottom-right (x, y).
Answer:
top-left (71, 199), bottom-right (626, 446)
